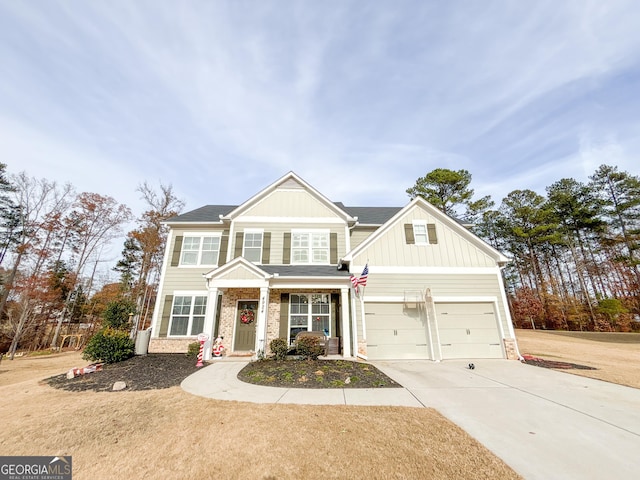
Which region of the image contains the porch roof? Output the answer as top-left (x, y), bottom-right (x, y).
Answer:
top-left (260, 265), bottom-right (351, 278)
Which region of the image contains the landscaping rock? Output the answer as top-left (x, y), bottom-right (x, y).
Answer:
top-left (112, 381), bottom-right (127, 391)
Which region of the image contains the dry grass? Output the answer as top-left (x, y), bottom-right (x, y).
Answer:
top-left (515, 329), bottom-right (640, 389)
top-left (0, 352), bottom-right (520, 480)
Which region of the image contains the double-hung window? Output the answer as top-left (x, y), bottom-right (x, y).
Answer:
top-left (291, 230), bottom-right (329, 264)
top-left (169, 295), bottom-right (207, 336)
top-left (288, 293), bottom-right (330, 344)
top-left (243, 230), bottom-right (263, 263)
top-left (180, 235), bottom-right (220, 266)
top-left (413, 222), bottom-right (429, 244)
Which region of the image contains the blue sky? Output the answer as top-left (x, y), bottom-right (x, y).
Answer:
top-left (1, 0), bottom-right (640, 219)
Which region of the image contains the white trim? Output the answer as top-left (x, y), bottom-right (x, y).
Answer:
top-left (358, 266), bottom-right (502, 275)
top-left (340, 288), bottom-right (351, 357)
top-left (412, 220), bottom-right (429, 245)
top-left (286, 292), bottom-right (332, 344)
top-left (432, 295), bottom-right (498, 303)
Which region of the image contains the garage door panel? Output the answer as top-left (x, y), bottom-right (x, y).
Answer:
top-left (435, 302), bottom-right (503, 359)
top-left (365, 303), bottom-right (430, 360)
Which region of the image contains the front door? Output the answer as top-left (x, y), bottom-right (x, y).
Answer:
top-left (234, 300), bottom-right (258, 351)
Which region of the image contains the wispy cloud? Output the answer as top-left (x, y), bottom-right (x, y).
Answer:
top-left (0, 0), bottom-right (639, 217)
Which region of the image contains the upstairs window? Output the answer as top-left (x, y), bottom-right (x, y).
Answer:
top-left (292, 231), bottom-right (329, 264)
top-left (180, 235), bottom-right (220, 266)
top-left (243, 230), bottom-right (263, 263)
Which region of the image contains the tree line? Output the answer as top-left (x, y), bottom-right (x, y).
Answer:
top-left (0, 163), bottom-right (184, 358)
top-left (407, 166), bottom-right (640, 331)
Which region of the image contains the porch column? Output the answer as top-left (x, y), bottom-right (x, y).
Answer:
top-left (202, 287), bottom-right (219, 361)
top-left (340, 288), bottom-right (351, 357)
top-left (255, 287), bottom-right (270, 356)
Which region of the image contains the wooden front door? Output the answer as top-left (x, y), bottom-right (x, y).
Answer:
top-left (234, 301), bottom-right (258, 351)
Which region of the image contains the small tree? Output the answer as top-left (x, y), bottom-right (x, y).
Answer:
top-left (102, 298), bottom-right (137, 330)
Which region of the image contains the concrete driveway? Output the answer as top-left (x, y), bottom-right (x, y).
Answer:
top-left (373, 359), bottom-right (640, 480)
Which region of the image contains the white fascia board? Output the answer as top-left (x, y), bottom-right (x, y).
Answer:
top-left (269, 278), bottom-right (350, 289)
top-left (163, 221), bottom-right (224, 227)
top-left (365, 266), bottom-right (502, 275)
top-left (209, 279), bottom-right (271, 288)
top-left (432, 295), bottom-right (498, 303)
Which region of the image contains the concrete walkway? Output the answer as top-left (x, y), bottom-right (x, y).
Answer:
top-left (182, 358), bottom-right (640, 480)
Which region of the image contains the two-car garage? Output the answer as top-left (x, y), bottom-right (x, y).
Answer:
top-left (364, 301), bottom-right (504, 360)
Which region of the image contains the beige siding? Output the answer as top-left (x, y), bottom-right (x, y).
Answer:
top-left (217, 266), bottom-right (262, 280)
top-left (350, 226), bottom-right (377, 250)
top-left (241, 189), bottom-right (340, 218)
top-left (352, 207), bottom-right (496, 268)
top-left (233, 222), bottom-right (347, 264)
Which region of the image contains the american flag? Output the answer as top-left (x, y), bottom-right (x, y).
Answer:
top-left (357, 264), bottom-right (369, 287)
top-left (350, 274), bottom-right (359, 293)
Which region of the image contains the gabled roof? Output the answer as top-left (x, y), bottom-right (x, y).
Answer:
top-left (203, 256), bottom-right (270, 280)
top-left (221, 172), bottom-right (357, 223)
top-left (342, 196), bottom-right (510, 265)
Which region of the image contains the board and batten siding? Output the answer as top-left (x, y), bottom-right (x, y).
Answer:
top-left (350, 226), bottom-right (377, 251)
top-left (240, 189), bottom-right (341, 218)
top-left (362, 272), bottom-right (510, 338)
top-left (351, 208), bottom-right (496, 268)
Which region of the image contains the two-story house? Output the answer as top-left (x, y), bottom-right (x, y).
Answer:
top-left (149, 172), bottom-right (520, 361)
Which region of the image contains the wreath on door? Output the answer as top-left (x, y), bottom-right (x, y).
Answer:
top-left (240, 308), bottom-right (255, 324)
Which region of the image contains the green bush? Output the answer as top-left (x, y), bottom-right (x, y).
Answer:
top-left (296, 336), bottom-right (324, 360)
top-left (186, 342), bottom-right (200, 358)
top-left (83, 328), bottom-right (135, 364)
top-left (270, 338), bottom-right (289, 361)
top-left (102, 298), bottom-right (137, 330)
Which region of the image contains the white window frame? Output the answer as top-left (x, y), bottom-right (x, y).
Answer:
top-left (168, 292), bottom-right (208, 337)
top-left (288, 293), bottom-right (331, 345)
top-left (291, 229), bottom-right (330, 265)
top-left (412, 221), bottom-right (429, 245)
top-left (242, 228), bottom-right (263, 263)
top-left (179, 233), bottom-right (221, 267)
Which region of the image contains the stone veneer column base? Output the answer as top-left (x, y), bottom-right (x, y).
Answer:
top-left (503, 338), bottom-right (519, 360)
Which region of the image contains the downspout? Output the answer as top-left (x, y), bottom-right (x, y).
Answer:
top-left (498, 264), bottom-right (524, 361)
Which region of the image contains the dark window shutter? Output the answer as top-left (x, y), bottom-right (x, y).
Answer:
top-left (279, 293), bottom-right (290, 339)
top-left (283, 233), bottom-right (291, 265)
top-left (427, 224), bottom-right (438, 244)
top-left (234, 232), bottom-right (244, 258)
top-left (330, 232), bottom-right (338, 264)
top-left (262, 232), bottom-right (271, 264)
top-left (404, 224), bottom-right (415, 244)
top-left (218, 231), bottom-right (229, 266)
top-left (159, 295), bottom-right (174, 337)
top-left (171, 236), bottom-right (183, 266)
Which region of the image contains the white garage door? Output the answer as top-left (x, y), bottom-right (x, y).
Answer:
top-left (435, 302), bottom-right (503, 359)
top-left (365, 303), bottom-right (431, 359)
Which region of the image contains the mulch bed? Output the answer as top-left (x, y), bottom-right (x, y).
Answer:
top-left (46, 354), bottom-right (201, 392)
top-left (521, 354), bottom-right (597, 371)
top-left (237, 359), bottom-right (402, 388)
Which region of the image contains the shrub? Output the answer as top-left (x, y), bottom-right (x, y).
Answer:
top-left (270, 338), bottom-right (289, 361)
top-left (296, 336), bottom-right (324, 360)
top-left (83, 328), bottom-right (135, 364)
top-left (186, 342), bottom-right (200, 358)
